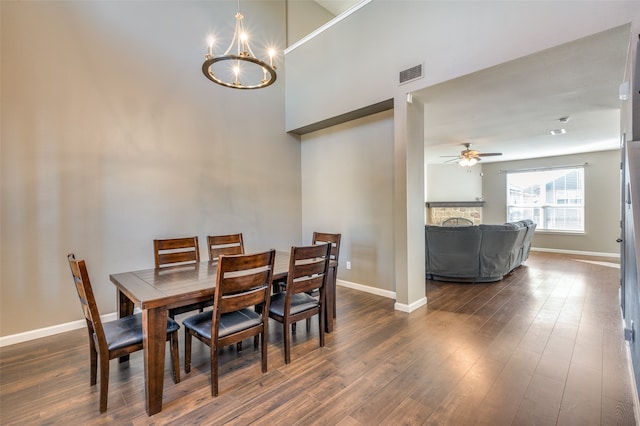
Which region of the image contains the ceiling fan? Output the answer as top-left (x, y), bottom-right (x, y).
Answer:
top-left (442, 143), bottom-right (502, 167)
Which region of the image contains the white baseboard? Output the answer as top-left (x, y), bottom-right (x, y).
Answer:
top-left (0, 312), bottom-right (117, 348)
top-left (531, 247), bottom-right (619, 258)
top-left (337, 279), bottom-right (427, 313)
top-left (394, 297), bottom-right (427, 313)
top-left (337, 279), bottom-right (396, 299)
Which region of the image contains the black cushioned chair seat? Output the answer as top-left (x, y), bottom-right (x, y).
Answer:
top-left (101, 313), bottom-right (180, 352)
top-left (269, 292), bottom-right (319, 317)
top-left (183, 309), bottom-right (261, 339)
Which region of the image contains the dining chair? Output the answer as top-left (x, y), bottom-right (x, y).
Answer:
top-left (312, 232), bottom-right (341, 323)
top-left (268, 243), bottom-right (331, 364)
top-left (67, 253), bottom-right (180, 413)
top-left (183, 249), bottom-right (275, 396)
top-left (207, 233), bottom-right (244, 260)
top-left (207, 233), bottom-right (246, 352)
top-left (154, 236), bottom-right (210, 319)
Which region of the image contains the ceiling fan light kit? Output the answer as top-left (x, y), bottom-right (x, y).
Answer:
top-left (441, 143), bottom-right (503, 167)
top-left (459, 157), bottom-right (478, 167)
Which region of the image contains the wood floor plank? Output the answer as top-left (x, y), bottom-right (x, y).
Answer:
top-left (512, 373), bottom-right (565, 424)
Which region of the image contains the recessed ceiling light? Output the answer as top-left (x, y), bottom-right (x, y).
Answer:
top-left (550, 129), bottom-right (566, 135)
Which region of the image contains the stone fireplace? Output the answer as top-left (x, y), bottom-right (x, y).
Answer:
top-left (426, 201), bottom-right (485, 225)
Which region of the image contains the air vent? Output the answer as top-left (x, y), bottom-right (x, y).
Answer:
top-left (399, 64), bottom-right (423, 85)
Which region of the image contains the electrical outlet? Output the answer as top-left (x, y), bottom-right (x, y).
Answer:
top-left (346, 261), bottom-right (351, 270)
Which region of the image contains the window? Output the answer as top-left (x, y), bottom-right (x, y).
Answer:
top-left (506, 167), bottom-right (584, 232)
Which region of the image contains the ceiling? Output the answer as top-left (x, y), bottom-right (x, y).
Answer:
top-left (415, 24), bottom-right (631, 165)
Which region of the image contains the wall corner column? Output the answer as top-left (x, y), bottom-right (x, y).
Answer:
top-left (393, 94), bottom-right (426, 312)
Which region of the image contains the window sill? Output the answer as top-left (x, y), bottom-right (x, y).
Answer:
top-left (535, 230), bottom-right (585, 236)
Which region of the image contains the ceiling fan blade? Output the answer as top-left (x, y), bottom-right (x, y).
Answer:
top-left (444, 158), bottom-right (460, 163)
top-left (440, 155), bottom-right (461, 158)
top-left (477, 152), bottom-right (502, 157)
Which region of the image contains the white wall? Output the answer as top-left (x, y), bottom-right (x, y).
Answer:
top-left (482, 150), bottom-right (621, 255)
top-left (425, 164), bottom-right (483, 202)
top-left (0, 1), bottom-right (300, 336)
top-left (301, 110), bottom-right (395, 291)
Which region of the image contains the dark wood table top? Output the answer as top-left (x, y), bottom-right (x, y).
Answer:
top-left (110, 250), bottom-right (291, 310)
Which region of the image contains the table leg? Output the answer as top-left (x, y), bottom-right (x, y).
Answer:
top-left (333, 266), bottom-right (337, 319)
top-left (142, 307), bottom-right (167, 416)
top-left (118, 290), bottom-right (135, 318)
top-left (118, 290), bottom-right (134, 363)
top-left (325, 266), bottom-right (335, 333)
top-left (333, 267), bottom-right (338, 319)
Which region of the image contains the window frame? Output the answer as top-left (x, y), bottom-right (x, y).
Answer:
top-left (506, 166), bottom-right (585, 234)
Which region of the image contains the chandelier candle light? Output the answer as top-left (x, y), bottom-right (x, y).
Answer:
top-left (202, 0), bottom-right (277, 89)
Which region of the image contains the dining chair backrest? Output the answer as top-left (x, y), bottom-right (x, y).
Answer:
top-left (312, 232), bottom-right (341, 263)
top-left (285, 243), bottom-right (332, 303)
top-left (207, 233), bottom-right (244, 261)
top-left (68, 253), bottom-right (107, 351)
top-left (154, 236), bottom-right (200, 268)
top-left (214, 249), bottom-right (275, 321)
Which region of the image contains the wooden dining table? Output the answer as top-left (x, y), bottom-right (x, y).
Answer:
top-left (109, 250), bottom-right (336, 416)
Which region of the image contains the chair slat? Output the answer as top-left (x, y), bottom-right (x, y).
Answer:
top-left (293, 275), bottom-right (325, 294)
top-left (220, 288), bottom-right (268, 313)
top-left (292, 260), bottom-right (326, 280)
top-left (157, 251), bottom-right (198, 266)
top-left (156, 238), bottom-right (199, 250)
top-left (223, 270), bottom-right (271, 293)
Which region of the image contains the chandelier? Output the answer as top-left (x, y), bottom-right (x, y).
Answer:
top-left (202, 0), bottom-right (277, 89)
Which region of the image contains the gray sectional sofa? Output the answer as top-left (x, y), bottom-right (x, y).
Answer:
top-left (425, 220), bottom-right (536, 282)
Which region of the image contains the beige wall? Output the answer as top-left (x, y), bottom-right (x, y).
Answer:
top-left (482, 150), bottom-right (621, 255)
top-left (301, 110), bottom-right (395, 291)
top-left (0, 1), bottom-right (300, 336)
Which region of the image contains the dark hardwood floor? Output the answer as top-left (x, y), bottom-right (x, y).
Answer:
top-left (0, 252), bottom-right (636, 425)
